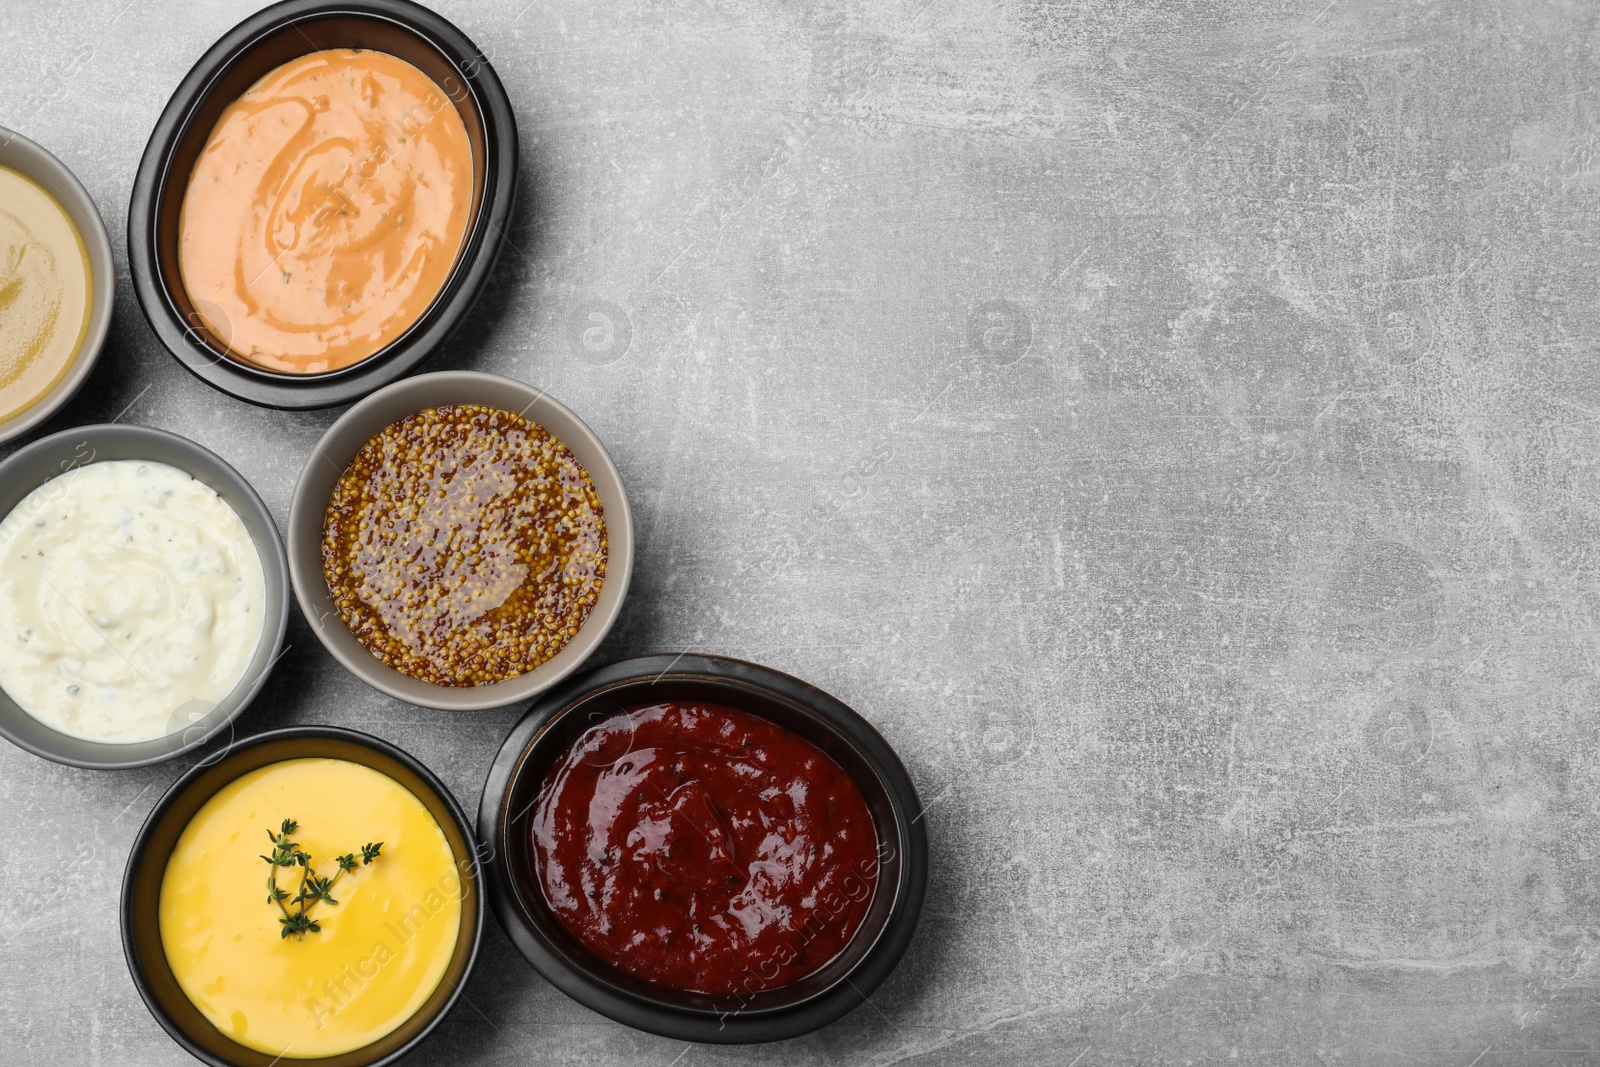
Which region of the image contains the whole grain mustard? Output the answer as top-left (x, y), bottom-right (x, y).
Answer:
top-left (321, 404), bottom-right (606, 685)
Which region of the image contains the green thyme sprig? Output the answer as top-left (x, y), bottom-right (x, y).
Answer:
top-left (259, 818), bottom-right (384, 940)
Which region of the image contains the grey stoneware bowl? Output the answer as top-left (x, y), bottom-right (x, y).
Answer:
top-left (122, 725), bottom-right (486, 1067)
top-left (287, 370), bottom-right (634, 711)
top-left (0, 126), bottom-right (115, 445)
top-left (0, 424), bottom-right (290, 769)
top-left (477, 654), bottom-right (930, 1043)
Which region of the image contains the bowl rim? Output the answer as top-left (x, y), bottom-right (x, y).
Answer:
top-left (125, 0), bottom-right (519, 410)
top-left (286, 370), bottom-right (635, 711)
top-left (0, 125), bottom-right (115, 446)
top-left (119, 724), bottom-right (487, 1067)
top-left (0, 424), bottom-right (290, 769)
top-left (476, 653), bottom-right (930, 1044)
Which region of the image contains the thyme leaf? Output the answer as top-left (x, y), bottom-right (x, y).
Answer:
top-left (260, 817), bottom-right (386, 940)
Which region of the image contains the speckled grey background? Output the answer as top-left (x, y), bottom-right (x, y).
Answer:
top-left (3, 0), bottom-right (1598, 1063)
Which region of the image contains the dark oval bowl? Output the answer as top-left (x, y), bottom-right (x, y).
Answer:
top-left (0, 424), bottom-right (289, 769)
top-left (477, 654), bottom-right (929, 1043)
top-left (127, 0), bottom-right (518, 409)
top-left (122, 726), bottom-right (486, 1067)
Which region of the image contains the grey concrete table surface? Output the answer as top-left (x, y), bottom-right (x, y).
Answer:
top-left (1, 0), bottom-right (1596, 1063)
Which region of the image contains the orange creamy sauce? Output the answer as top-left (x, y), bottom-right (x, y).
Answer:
top-left (178, 49), bottom-right (473, 375)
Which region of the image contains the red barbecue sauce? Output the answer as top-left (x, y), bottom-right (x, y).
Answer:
top-left (531, 702), bottom-right (880, 996)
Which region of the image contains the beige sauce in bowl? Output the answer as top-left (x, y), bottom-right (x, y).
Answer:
top-left (0, 166), bottom-right (92, 424)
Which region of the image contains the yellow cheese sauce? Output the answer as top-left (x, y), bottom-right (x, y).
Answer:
top-left (0, 165), bottom-right (92, 424)
top-left (159, 758), bottom-right (463, 1058)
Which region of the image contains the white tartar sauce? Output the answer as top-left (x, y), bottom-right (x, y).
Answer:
top-left (0, 459), bottom-right (266, 743)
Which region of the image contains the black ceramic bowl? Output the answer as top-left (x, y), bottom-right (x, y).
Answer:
top-left (127, 0), bottom-right (518, 409)
top-left (122, 726), bottom-right (485, 1067)
top-left (478, 654), bottom-right (929, 1043)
